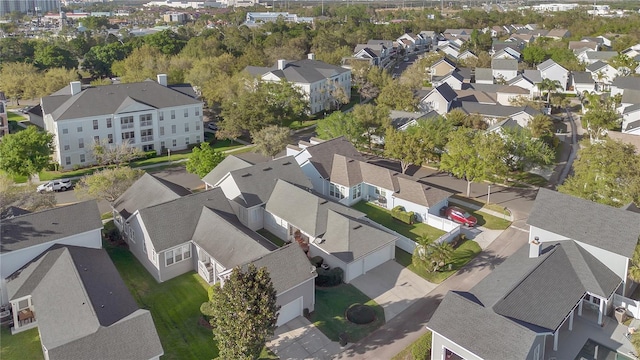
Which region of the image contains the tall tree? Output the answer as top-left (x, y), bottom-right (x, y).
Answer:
top-left (91, 139), bottom-right (145, 167)
top-left (0, 126), bottom-right (54, 180)
top-left (376, 82), bottom-right (417, 111)
top-left (204, 265), bottom-right (278, 360)
top-left (0, 62), bottom-right (39, 105)
top-left (111, 45), bottom-right (171, 83)
top-left (537, 78), bottom-right (563, 108)
top-left (412, 234), bottom-right (454, 273)
top-left (33, 44), bottom-right (78, 70)
top-left (351, 104), bottom-right (390, 150)
top-left (250, 125), bottom-right (291, 158)
top-left (384, 128), bottom-right (426, 174)
top-left (186, 142), bottom-right (226, 178)
top-left (501, 127), bottom-right (555, 172)
top-left (316, 111), bottom-right (364, 146)
top-left (0, 173), bottom-right (56, 215)
top-left (528, 114), bottom-right (555, 138)
top-left (42, 67), bottom-right (80, 95)
top-left (406, 116), bottom-right (454, 163)
top-left (74, 167), bottom-right (144, 202)
top-left (559, 138), bottom-right (640, 207)
top-left (582, 107), bottom-right (621, 143)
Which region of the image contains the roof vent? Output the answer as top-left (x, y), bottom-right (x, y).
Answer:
top-left (263, 167), bottom-right (272, 171)
top-left (348, 159), bottom-right (354, 163)
top-left (320, 200), bottom-right (328, 204)
top-left (241, 173), bottom-right (252, 177)
top-left (283, 161), bottom-right (291, 165)
top-left (353, 225), bottom-right (362, 230)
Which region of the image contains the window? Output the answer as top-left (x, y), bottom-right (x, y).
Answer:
top-left (329, 183), bottom-right (345, 199)
top-left (64, 142), bottom-right (70, 151)
top-left (195, 107), bottom-right (200, 116)
top-left (195, 121), bottom-right (200, 131)
top-left (141, 129), bottom-right (153, 142)
top-left (184, 108), bottom-right (188, 117)
top-left (172, 139), bottom-right (177, 147)
top-left (17, 299), bottom-right (29, 311)
top-left (143, 144), bottom-right (154, 152)
top-left (94, 136), bottom-right (99, 143)
top-left (184, 123), bottom-right (189, 132)
top-left (77, 126), bottom-right (82, 132)
top-left (106, 118), bottom-right (112, 128)
top-left (171, 110), bottom-right (175, 119)
top-left (65, 156), bottom-right (71, 165)
top-left (140, 114), bottom-right (152, 127)
top-left (196, 136), bottom-right (200, 143)
top-left (93, 119), bottom-right (98, 130)
top-left (62, 128), bottom-right (68, 134)
top-left (120, 116), bottom-right (134, 129)
top-left (78, 138), bottom-right (84, 148)
top-left (160, 127), bottom-right (165, 136)
top-left (352, 183), bottom-right (362, 200)
top-left (171, 125), bottom-right (176, 134)
top-left (80, 154), bottom-right (85, 162)
top-left (159, 112), bottom-right (164, 121)
top-left (122, 131), bottom-right (135, 142)
top-left (165, 244), bottom-right (191, 266)
top-left (160, 141), bottom-right (166, 151)
top-left (107, 134), bottom-right (113, 144)
top-left (375, 187), bottom-right (387, 197)
top-left (185, 137), bottom-right (190, 145)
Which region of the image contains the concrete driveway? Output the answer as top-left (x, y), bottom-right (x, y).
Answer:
top-left (350, 261), bottom-right (437, 321)
top-left (267, 317), bottom-right (345, 359)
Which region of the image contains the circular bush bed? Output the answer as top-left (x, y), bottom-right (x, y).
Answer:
top-left (346, 303), bottom-right (376, 325)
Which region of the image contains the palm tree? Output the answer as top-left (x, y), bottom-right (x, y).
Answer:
top-left (429, 242), bottom-right (455, 272)
top-left (412, 234), bottom-right (454, 272)
top-left (537, 78), bottom-right (562, 109)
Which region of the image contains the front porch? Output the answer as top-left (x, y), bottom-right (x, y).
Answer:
top-left (195, 246), bottom-right (223, 285)
top-left (9, 297), bottom-right (37, 335)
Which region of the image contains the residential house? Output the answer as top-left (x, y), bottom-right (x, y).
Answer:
top-left (474, 68), bottom-right (494, 85)
top-left (367, 39), bottom-right (395, 56)
top-left (538, 59), bottom-right (569, 91)
top-left (571, 71), bottom-right (596, 94)
top-left (508, 74), bottom-right (538, 96)
top-left (496, 85), bottom-right (531, 105)
top-left (455, 88), bottom-right (497, 105)
top-left (1, 201), bottom-right (102, 306)
top-left (491, 59), bottom-right (519, 82)
top-left (245, 54), bottom-right (351, 115)
top-left (437, 43), bottom-right (461, 59)
top-left (0, 91), bottom-right (7, 137)
top-left (492, 47), bottom-right (521, 61)
top-left (6, 245), bottom-right (164, 359)
top-left (418, 30), bottom-right (437, 48)
top-left (389, 110), bottom-right (440, 132)
top-left (508, 33), bottom-right (535, 44)
top-left (201, 156), bottom-right (313, 231)
top-left (429, 57), bottom-right (457, 78)
top-left (419, 83), bottom-right (458, 115)
top-left (454, 101), bottom-right (540, 128)
top-left (622, 44), bottom-right (640, 59)
top-left (428, 188), bottom-right (640, 360)
top-left (347, 43), bottom-right (390, 67)
top-left (397, 33), bottom-right (422, 53)
top-left (487, 117), bottom-right (522, 135)
top-left (546, 28), bottom-right (571, 39)
top-left (287, 137), bottom-right (453, 221)
top-left (621, 104), bottom-right (640, 135)
top-left (578, 51), bottom-right (618, 65)
top-left (586, 60), bottom-right (617, 91)
top-left (569, 40), bottom-right (599, 53)
top-left (491, 40), bottom-right (525, 56)
top-left (344, 47), bottom-right (381, 68)
top-left (620, 89), bottom-right (640, 111)
top-left (265, 180), bottom-right (397, 283)
top-left (457, 50), bottom-right (477, 62)
top-left (489, 25), bottom-right (506, 37)
top-left (611, 76), bottom-right (640, 97)
top-left (432, 70), bottom-right (464, 90)
top-left (40, 76), bottom-right (204, 170)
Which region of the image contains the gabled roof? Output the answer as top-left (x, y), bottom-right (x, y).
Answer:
top-left (247, 59), bottom-right (350, 85)
top-left (41, 81), bottom-right (201, 121)
top-left (455, 89), bottom-right (497, 104)
top-left (527, 188), bottom-right (640, 258)
top-left (138, 188), bottom-right (235, 252)
top-left (546, 29), bottom-right (570, 38)
top-left (584, 51), bottom-right (617, 61)
top-left (569, 40), bottom-right (598, 51)
top-left (246, 244), bottom-right (316, 294)
top-left (0, 206), bottom-right (30, 220)
top-left (612, 76), bottom-right (640, 91)
top-left (497, 85), bottom-right (529, 94)
top-left (623, 104), bottom-right (640, 114)
top-left (201, 155), bottom-right (253, 187)
top-left (191, 208), bottom-right (273, 269)
top-left (537, 59), bottom-right (567, 73)
top-left (226, 156), bottom-right (312, 207)
top-left (487, 118), bottom-right (522, 132)
top-left (507, 75), bottom-right (533, 87)
top-left (389, 110), bottom-right (437, 129)
top-left (491, 58), bottom-right (518, 71)
top-left (432, 56), bottom-right (457, 69)
top-left (300, 136), bottom-right (366, 179)
top-left (622, 89), bottom-right (640, 105)
top-left (454, 101), bottom-right (540, 118)
top-left (113, 173), bottom-right (190, 219)
top-left (367, 39), bottom-right (394, 48)
top-left (586, 60), bottom-right (610, 72)
top-left (433, 82), bottom-right (458, 102)
top-left (394, 176), bottom-right (452, 208)
top-left (523, 69), bottom-right (542, 83)
top-left (474, 68), bottom-right (494, 82)
top-left (6, 245), bottom-right (163, 360)
top-left (265, 180), bottom-right (364, 238)
top-left (572, 71), bottom-right (595, 84)
top-left (442, 70), bottom-right (464, 83)
top-left (1, 201), bottom-right (102, 254)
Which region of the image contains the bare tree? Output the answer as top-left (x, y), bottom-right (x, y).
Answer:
top-left (91, 139), bottom-right (145, 166)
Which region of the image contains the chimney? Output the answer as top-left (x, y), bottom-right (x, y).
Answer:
top-left (70, 81), bottom-right (82, 96)
top-left (157, 74), bottom-right (168, 86)
top-left (529, 236), bottom-right (541, 258)
top-left (277, 59), bottom-right (287, 70)
top-left (307, 53), bottom-right (316, 60)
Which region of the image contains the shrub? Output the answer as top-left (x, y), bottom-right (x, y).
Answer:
top-left (315, 266), bottom-right (343, 287)
top-left (346, 304), bottom-right (376, 324)
top-left (143, 150), bottom-right (157, 159)
top-left (310, 256), bottom-right (324, 267)
top-left (391, 206), bottom-right (415, 224)
top-left (339, 332), bottom-right (348, 346)
top-left (411, 331), bottom-right (432, 360)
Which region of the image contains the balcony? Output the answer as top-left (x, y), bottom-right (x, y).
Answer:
top-left (11, 308), bottom-right (37, 335)
top-left (141, 135), bottom-right (154, 142)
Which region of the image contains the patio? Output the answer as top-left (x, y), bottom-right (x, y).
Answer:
top-left (545, 308), bottom-right (637, 360)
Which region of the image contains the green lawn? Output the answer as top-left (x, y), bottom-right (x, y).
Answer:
top-left (7, 111), bottom-right (26, 122)
top-left (257, 229), bottom-right (286, 247)
top-left (285, 119), bottom-right (317, 130)
top-left (508, 171), bottom-right (549, 187)
top-left (395, 240), bottom-right (482, 284)
top-left (107, 245), bottom-right (219, 360)
top-left (392, 331), bottom-right (432, 360)
top-left (0, 326), bottom-right (43, 360)
top-left (226, 145), bottom-right (256, 155)
top-left (311, 284), bottom-right (385, 342)
top-left (352, 201), bottom-right (445, 241)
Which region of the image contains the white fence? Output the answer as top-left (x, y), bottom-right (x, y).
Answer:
top-left (361, 217), bottom-right (461, 254)
top-left (425, 213), bottom-right (459, 232)
top-left (613, 294), bottom-right (640, 319)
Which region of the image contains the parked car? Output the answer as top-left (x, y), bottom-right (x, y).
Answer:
top-left (444, 206), bottom-right (477, 227)
top-left (37, 179), bottom-right (73, 193)
top-left (20, 106), bottom-right (31, 114)
top-left (404, 57), bottom-right (409, 62)
top-left (207, 122), bottom-right (218, 131)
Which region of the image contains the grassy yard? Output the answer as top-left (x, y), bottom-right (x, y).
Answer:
top-left (257, 229), bottom-right (285, 247)
top-left (507, 171), bottom-right (549, 187)
top-left (226, 145), bottom-right (256, 155)
top-left (352, 201), bottom-right (445, 241)
top-left (107, 245), bottom-right (219, 360)
top-left (0, 326), bottom-right (44, 360)
top-left (392, 331), bottom-right (432, 360)
top-left (285, 119), bottom-right (317, 130)
top-left (7, 111), bottom-right (26, 122)
top-left (311, 284), bottom-right (385, 343)
top-left (395, 240), bottom-right (482, 284)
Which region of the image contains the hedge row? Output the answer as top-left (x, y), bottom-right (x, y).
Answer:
top-left (392, 206), bottom-right (415, 225)
top-left (315, 267), bottom-right (343, 287)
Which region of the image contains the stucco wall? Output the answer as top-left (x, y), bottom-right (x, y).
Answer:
top-left (158, 243), bottom-right (196, 282)
top-left (277, 278), bottom-right (316, 313)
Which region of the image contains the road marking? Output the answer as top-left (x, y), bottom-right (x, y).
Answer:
top-left (511, 225), bottom-right (530, 233)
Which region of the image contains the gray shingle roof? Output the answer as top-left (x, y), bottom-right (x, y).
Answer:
top-left (192, 208), bottom-right (274, 268)
top-left (572, 71), bottom-right (596, 84)
top-left (246, 59), bottom-right (350, 84)
top-left (227, 156), bottom-right (312, 207)
top-left (538, 59), bottom-right (565, 72)
top-left (527, 188), bottom-right (640, 257)
top-left (613, 76), bottom-right (640, 91)
top-left (201, 155), bottom-right (253, 187)
top-left (585, 51), bottom-right (617, 61)
top-left (624, 104), bottom-right (640, 114)
top-left (395, 176), bottom-right (452, 208)
top-left (487, 118), bottom-right (522, 132)
top-left (454, 101), bottom-right (539, 118)
top-left (138, 188), bottom-right (235, 251)
top-left (622, 89), bottom-right (640, 105)
top-left (301, 136), bottom-right (365, 179)
top-left (1, 201), bottom-right (102, 254)
top-left (6, 245), bottom-right (162, 359)
top-left (586, 60), bottom-right (608, 72)
top-left (491, 58), bottom-right (518, 71)
top-left (265, 180), bottom-right (364, 238)
top-left (247, 244), bottom-right (316, 294)
top-left (523, 69), bottom-right (542, 83)
top-left (41, 81), bottom-right (201, 121)
top-left (474, 68), bottom-right (494, 82)
top-left (113, 173), bottom-right (190, 219)
top-left (434, 82), bottom-right (457, 102)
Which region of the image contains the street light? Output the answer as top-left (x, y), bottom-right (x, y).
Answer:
top-left (487, 185), bottom-right (491, 205)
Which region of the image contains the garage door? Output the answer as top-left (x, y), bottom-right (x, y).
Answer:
top-left (276, 297), bottom-right (302, 327)
top-left (363, 246), bottom-right (392, 273)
